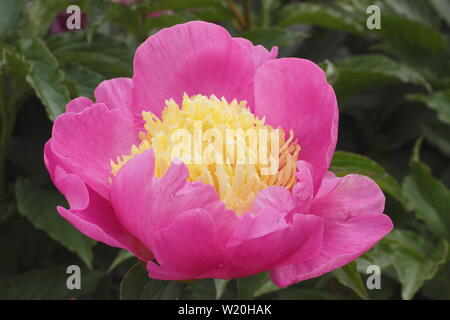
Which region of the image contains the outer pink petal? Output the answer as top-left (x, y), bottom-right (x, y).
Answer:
top-left (132, 21), bottom-right (256, 116)
top-left (270, 173), bottom-right (392, 287)
top-left (233, 37), bottom-right (278, 69)
top-left (66, 97), bottom-right (93, 113)
top-left (222, 187), bottom-right (323, 278)
top-left (270, 213), bottom-right (393, 287)
top-left (309, 173), bottom-right (386, 221)
top-left (254, 58), bottom-right (338, 191)
top-left (48, 103), bottom-right (141, 199)
top-left (53, 166), bottom-right (152, 261)
top-left (147, 209), bottom-right (225, 280)
top-left (225, 209), bottom-right (323, 278)
top-left (110, 149), bottom-right (238, 253)
top-left (94, 78), bottom-right (133, 115)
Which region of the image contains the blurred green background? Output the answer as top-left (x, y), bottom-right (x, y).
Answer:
top-left (1, 0), bottom-right (450, 300)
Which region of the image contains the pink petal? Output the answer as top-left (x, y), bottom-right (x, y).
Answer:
top-left (94, 78), bottom-right (133, 116)
top-left (66, 97), bottom-right (93, 113)
top-left (225, 209), bottom-right (323, 278)
top-left (254, 58), bottom-right (338, 191)
top-left (132, 21), bottom-right (256, 116)
top-left (147, 209), bottom-right (225, 280)
top-left (233, 37), bottom-right (278, 69)
top-left (48, 103), bottom-right (141, 199)
top-left (110, 149), bottom-right (237, 253)
top-left (309, 173), bottom-right (386, 221)
top-left (270, 213), bottom-right (393, 287)
top-left (222, 186), bottom-right (323, 278)
top-left (53, 166), bottom-right (152, 261)
top-left (291, 160), bottom-right (315, 215)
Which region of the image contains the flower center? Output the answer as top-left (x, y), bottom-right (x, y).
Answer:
top-left (111, 94), bottom-right (300, 215)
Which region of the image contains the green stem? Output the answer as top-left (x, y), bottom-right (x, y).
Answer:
top-left (224, 0), bottom-right (247, 30)
top-left (261, 0), bottom-right (272, 28)
top-left (242, 0), bottom-right (253, 30)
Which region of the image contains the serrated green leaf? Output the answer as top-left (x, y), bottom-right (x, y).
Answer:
top-left (330, 151), bottom-right (403, 203)
top-left (333, 261), bottom-right (368, 299)
top-left (402, 158), bottom-right (450, 240)
top-left (386, 230), bottom-right (448, 300)
top-left (15, 178), bottom-right (96, 269)
top-left (18, 38), bottom-right (70, 120)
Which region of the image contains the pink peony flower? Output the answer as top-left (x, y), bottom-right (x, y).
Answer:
top-left (44, 21), bottom-right (393, 287)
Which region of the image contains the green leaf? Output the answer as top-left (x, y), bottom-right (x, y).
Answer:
top-left (422, 120), bottom-right (450, 157)
top-left (380, 0), bottom-right (440, 29)
top-left (237, 272), bottom-right (280, 299)
top-left (408, 91), bottom-right (450, 125)
top-left (330, 151), bottom-right (403, 203)
top-left (214, 279), bottom-right (229, 300)
top-left (277, 3), bottom-right (364, 35)
top-left (120, 263), bottom-right (186, 300)
top-left (48, 32), bottom-right (133, 79)
top-left (108, 250), bottom-right (135, 272)
top-left (180, 279), bottom-right (216, 300)
top-left (374, 13), bottom-right (449, 81)
top-left (18, 38), bottom-right (70, 120)
top-left (0, 0), bottom-right (27, 35)
top-left (23, 0), bottom-right (71, 37)
top-left (63, 63), bottom-right (105, 98)
top-left (331, 55), bottom-right (430, 97)
top-left (333, 261), bottom-right (368, 299)
top-left (0, 267), bottom-right (103, 300)
top-left (402, 157), bottom-right (450, 240)
top-left (15, 178), bottom-right (96, 269)
top-left (242, 27), bottom-right (306, 49)
top-left (386, 230), bottom-right (448, 300)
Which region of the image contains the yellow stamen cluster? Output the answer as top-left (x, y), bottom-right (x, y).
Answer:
top-left (111, 94), bottom-right (300, 215)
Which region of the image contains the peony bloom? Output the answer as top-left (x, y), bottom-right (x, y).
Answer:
top-left (44, 21), bottom-right (393, 287)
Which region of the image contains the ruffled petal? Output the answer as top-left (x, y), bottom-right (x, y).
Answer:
top-left (270, 171), bottom-right (391, 287)
top-left (110, 149), bottom-right (237, 253)
top-left (147, 209), bottom-right (225, 280)
top-left (309, 173), bottom-right (386, 221)
top-left (233, 37), bottom-right (278, 69)
top-left (66, 97), bottom-right (93, 113)
top-left (94, 78), bottom-right (133, 115)
top-left (254, 58), bottom-right (338, 191)
top-left (132, 21), bottom-right (256, 116)
top-left (53, 166), bottom-right (152, 261)
top-left (48, 104), bottom-right (141, 199)
top-left (223, 187), bottom-right (323, 278)
top-left (270, 213), bottom-right (393, 287)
